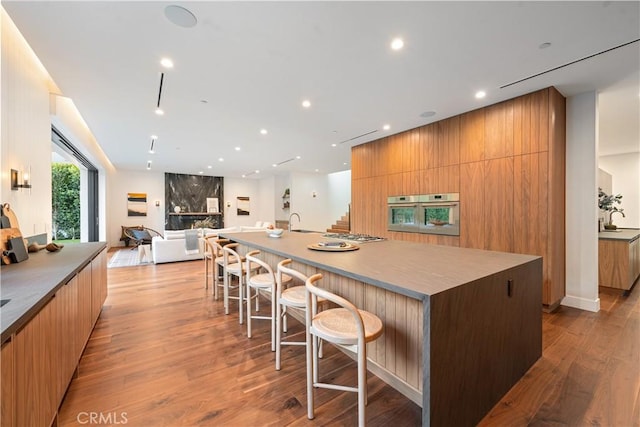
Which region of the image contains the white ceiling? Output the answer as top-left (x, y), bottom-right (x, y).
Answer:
top-left (4, 1), bottom-right (639, 177)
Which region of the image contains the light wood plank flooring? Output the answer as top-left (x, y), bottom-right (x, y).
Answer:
top-left (58, 255), bottom-right (639, 426)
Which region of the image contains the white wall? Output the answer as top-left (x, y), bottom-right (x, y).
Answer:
top-left (563, 91), bottom-right (600, 312)
top-left (598, 153), bottom-right (640, 229)
top-left (108, 170), bottom-right (165, 247)
top-left (289, 172), bottom-right (331, 232)
top-left (223, 178), bottom-right (263, 227)
top-left (328, 170), bottom-right (352, 223)
top-left (2, 8), bottom-right (116, 245)
top-left (1, 8), bottom-right (56, 238)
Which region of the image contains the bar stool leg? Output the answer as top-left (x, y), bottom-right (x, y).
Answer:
top-left (306, 321), bottom-right (315, 420)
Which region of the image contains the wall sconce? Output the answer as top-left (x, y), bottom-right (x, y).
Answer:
top-left (11, 168), bottom-right (32, 191)
top-left (155, 200), bottom-right (161, 207)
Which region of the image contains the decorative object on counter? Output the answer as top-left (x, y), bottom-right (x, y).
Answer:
top-left (307, 242), bottom-right (359, 251)
top-left (322, 232), bottom-right (385, 243)
top-left (266, 228), bottom-right (283, 238)
top-left (28, 242), bottom-right (47, 252)
top-left (1, 203), bottom-right (28, 265)
top-left (45, 242), bottom-right (64, 252)
top-left (174, 205), bottom-right (181, 213)
top-left (598, 187), bottom-right (624, 230)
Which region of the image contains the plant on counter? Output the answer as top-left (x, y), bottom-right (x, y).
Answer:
top-left (598, 187), bottom-right (624, 229)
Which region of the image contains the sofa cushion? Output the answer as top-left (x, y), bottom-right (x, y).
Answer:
top-left (164, 230), bottom-right (185, 240)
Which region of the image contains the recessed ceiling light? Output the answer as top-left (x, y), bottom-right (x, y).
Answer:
top-left (146, 160), bottom-right (152, 170)
top-left (218, 158), bottom-right (224, 162)
top-left (315, 169), bottom-right (319, 173)
top-left (420, 111), bottom-right (436, 118)
top-left (199, 171), bottom-right (204, 174)
top-left (272, 164), bottom-right (277, 167)
top-left (160, 58), bottom-right (174, 68)
top-left (343, 162), bottom-right (347, 166)
top-left (302, 100), bottom-right (311, 108)
top-left (383, 124), bottom-right (391, 131)
top-left (331, 143), bottom-right (337, 147)
top-left (235, 146), bottom-right (241, 151)
top-left (207, 165), bottom-right (212, 169)
top-left (255, 170), bottom-right (260, 174)
top-left (296, 156), bottom-right (301, 159)
top-left (391, 37), bottom-right (404, 50)
top-left (475, 91), bottom-right (486, 99)
top-left (164, 5), bottom-right (197, 28)
top-left (242, 174), bottom-right (246, 178)
top-left (260, 129), bottom-right (268, 135)
top-left (539, 42), bottom-right (552, 49)
top-left (155, 108), bottom-right (164, 115)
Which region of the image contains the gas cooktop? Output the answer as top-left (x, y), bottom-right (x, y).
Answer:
top-left (322, 233), bottom-right (386, 243)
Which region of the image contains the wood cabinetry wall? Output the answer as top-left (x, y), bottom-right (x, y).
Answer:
top-left (1, 248), bottom-right (107, 427)
top-left (351, 87), bottom-right (566, 308)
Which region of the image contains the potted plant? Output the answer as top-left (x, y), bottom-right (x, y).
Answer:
top-left (598, 187), bottom-right (624, 230)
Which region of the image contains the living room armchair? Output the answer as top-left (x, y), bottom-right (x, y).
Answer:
top-left (122, 226), bottom-right (163, 248)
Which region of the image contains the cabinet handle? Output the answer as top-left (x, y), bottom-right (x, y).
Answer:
top-left (507, 279), bottom-right (513, 297)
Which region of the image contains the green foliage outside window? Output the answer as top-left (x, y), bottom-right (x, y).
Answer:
top-left (52, 163), bottom-right (80, 240)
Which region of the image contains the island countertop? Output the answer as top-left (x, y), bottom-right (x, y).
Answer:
top-left (598, 228), bottom-right (640, 242)
top-left (0, 242), bottom-right (106, 343)
top-left (220, 231), bottom-right (541, 300)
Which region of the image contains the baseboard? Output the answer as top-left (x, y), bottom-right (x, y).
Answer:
top-left (561, 294), bottom-right (600, 312)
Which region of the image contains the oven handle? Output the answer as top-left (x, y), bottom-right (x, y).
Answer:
top-left (389, 203), bottom-right (418, 208)
top-left (420, 202), bottom-right (459, 208)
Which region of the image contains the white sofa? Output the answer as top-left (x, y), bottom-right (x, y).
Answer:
top-left (151, 223), bottom-right (272, 264)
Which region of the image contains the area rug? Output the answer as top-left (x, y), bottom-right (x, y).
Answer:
top-left (107, 248), bottom-right (152, 268)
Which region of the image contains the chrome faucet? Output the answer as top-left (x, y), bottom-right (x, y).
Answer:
top-left (610, 210), bottom-right (625, 224)
top-left (288, 212), bottom-right (301, 231)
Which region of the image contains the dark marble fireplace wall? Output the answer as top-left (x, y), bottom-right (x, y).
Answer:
top-left (165, 173), bottom-right (224, 228)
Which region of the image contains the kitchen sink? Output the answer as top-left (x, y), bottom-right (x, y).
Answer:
top-left (0, 299), bottom-right (10, 308)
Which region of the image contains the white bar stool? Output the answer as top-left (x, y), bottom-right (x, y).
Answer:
top-left (275, 259), bottom-right (325, 371)
top-left (222, 244), bottom-right (260, 324)
top-left (304, 273), bottom-right (383, 427)
top-left (245, 251), bottom-right (292, 350)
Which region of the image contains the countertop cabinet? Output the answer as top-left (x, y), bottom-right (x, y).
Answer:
top-left (598, 230), bottom-right (640, 293)
top-left (1, 339), bottom-right (14, 427)
top-left (1, 243), bottom-right (107, 427)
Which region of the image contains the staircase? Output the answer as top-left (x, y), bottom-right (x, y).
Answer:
top-left (326, 212), bottom-right (350, 234)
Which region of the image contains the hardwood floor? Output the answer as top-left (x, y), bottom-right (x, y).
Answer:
top-left (58, 256), bottom-right (639, 426)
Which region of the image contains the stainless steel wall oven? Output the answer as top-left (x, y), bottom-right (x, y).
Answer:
top-left (388, 193), bottom-right (460, 236)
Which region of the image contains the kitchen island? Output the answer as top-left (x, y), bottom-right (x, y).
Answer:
top-left (598, 228), bottom-right (640, 294)
top-left (220, 231), bottom-right (542, 427)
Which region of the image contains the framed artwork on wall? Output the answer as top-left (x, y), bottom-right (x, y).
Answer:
top-left (127, 192), bottom-right (147, 216)
top-left (237, 196), bottom-right (250, 215)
